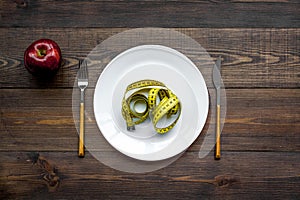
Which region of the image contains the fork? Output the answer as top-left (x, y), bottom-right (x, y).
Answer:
top-left (77, 60), bottom-right (88, 157)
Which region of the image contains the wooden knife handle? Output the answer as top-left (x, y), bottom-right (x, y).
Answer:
top-left (215, 104), bottom-right (221, 159)
top-left (78, 102), bottom-right (85, 157)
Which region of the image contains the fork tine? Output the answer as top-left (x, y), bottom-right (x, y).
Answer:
top-left (83, 60), bottom-right (88, 79)
top-left (78, 60), bottom-right (88, 80)
top-left (78, 60), bottom-right (83, 79)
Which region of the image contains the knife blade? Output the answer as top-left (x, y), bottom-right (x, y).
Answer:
top-left (213, 56), bottom-right (222, 159)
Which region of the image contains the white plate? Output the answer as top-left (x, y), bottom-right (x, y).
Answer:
top-left (93, 45), bottom-right (209, 161)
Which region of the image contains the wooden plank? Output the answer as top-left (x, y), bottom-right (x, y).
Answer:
top-left (0, 0), bottom-right (299, 28)
top-left (0, 28), bottom-right (299, 88)
top-left (1, 88), bottom-right (299, 152)
top-left (0, 151), bottom-right (299, 199)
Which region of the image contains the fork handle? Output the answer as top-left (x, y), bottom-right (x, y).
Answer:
top-left (78, 102), bottom-right (85, 157)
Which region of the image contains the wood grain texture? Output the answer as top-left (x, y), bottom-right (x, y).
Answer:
top-left (1, 151), bottom-right (299, 199)
top-left (1, 89), bottom-right (299, 152)
top-left (1, 2), bottom-right (299, 197)
top-left (0, 0), bottom-right (299, 28)
top-left (0, 28), bottom-right (299, 88)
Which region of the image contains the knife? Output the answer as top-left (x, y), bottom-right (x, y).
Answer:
top-left (213, 56), bottom-right (222, 160)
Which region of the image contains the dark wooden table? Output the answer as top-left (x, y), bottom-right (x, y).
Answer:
top-left (1, 1), bottom-right (299, 199)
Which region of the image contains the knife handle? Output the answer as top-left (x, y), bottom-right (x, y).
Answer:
top-left (215, 104), bottom-right (221, 160)
top-left (78, 102), bottom-right (85, 157)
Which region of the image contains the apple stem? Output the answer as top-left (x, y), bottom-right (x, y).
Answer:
top-left (37, 49), bottom-right (47, 57)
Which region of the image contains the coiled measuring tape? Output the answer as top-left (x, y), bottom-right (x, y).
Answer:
top-left (122, 80), bottom-right (181, 134)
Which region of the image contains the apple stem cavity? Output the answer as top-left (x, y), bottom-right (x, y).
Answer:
top-left (37, 49), bottom-right (47, 57)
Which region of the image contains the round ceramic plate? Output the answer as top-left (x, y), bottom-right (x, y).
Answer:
top-left (93, 45), bottom-right (209, 161)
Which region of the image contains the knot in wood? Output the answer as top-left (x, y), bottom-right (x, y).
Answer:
top-left (14, 0), bottom-right (28, 8)
top-left (214, 175), bottom-right (238, 187)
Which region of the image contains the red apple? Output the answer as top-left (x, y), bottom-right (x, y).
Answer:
top-left (24, 39), bottom-right (62, 77)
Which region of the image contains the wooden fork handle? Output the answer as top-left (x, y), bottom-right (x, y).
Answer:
top-left (78, 102), bottom-right (85, 157)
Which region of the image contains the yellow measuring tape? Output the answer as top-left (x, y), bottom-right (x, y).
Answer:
top-left (122, 80), bottom-right (181, 134)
